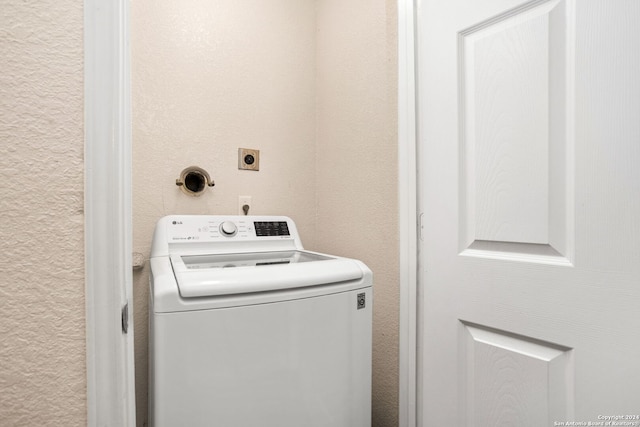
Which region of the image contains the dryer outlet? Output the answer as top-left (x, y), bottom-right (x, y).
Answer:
top-left (238, 148), bottom-right (260, 171)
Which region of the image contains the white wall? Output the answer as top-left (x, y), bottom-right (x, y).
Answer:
top-left (0, 0), bottom-right (86, 425)
top-left (132, 1), bottom-right (398, 426)
top-left (315, 1), bottom-right (399, 424)
top-left (132, 0), bottom-right (318, 238)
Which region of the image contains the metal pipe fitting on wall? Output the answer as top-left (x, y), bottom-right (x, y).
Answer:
top-left (175, 166), bottom-right (215, 196)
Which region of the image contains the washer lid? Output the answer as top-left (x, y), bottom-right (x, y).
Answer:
top-left (170, 251), bottom-right (365, 297)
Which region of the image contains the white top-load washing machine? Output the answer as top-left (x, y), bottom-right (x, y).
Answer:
top-left (149, 215), bottom-right (372, 427)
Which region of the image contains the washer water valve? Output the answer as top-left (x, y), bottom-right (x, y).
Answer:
top-left (176, 166), bottom-right (215, 196)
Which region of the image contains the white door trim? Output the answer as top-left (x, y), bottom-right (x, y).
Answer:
top-left (398, 1), bottom-right (418, 426)
top-left (84, 0), bottom-right (136, 425)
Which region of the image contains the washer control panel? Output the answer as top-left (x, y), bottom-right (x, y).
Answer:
top-left (165, 216), bottom-right (294, 243)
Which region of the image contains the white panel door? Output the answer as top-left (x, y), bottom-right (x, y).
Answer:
top-left (417, 0), bottom-right (640, 425)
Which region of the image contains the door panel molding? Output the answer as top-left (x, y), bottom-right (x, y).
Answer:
top-left (458, 0), bottom-right (575, 263)
top-left (460, 321), bottom-right (574, 426)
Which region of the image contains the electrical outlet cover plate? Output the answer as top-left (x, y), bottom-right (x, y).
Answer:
top-left (238, 148), bottom-right (260, 171)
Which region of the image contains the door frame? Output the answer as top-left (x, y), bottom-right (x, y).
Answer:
top-left (84, 0), bottom-right (136, 425)
top-left (84, 0), bottom-right (421, 425)
top-left (398, 1), bottom-right (419, 427)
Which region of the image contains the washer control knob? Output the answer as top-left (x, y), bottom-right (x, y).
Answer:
top-left (219, 221), bottom-right (238, 237)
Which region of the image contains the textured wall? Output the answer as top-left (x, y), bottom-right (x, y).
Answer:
top-left (132, 1), bottom-right (318, 425)
top-left (315, 1), bottom-right (399, 426)
top-left (0, 1), bottom-right (86, 426)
